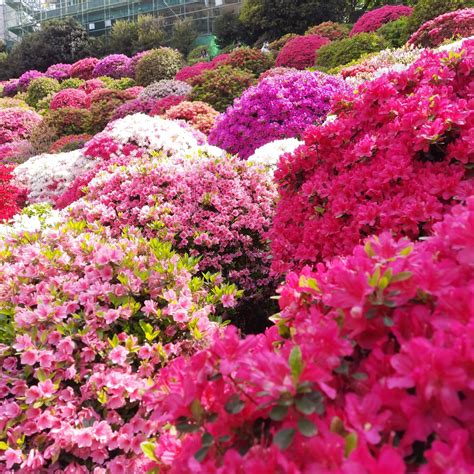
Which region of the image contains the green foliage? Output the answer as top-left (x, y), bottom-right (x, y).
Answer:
top-left (170, 18), bottom-right (198, 57)
top-left (0, 52), bottom-right (9, 81)
top-left (135, 47), bottom-right (183, 86)
top-left (305, 21), bottom-right (351, 40)
top-left (240, 0), bottom-right (347, 40)
top-left (187, 46), bottom-right (211, 65)
top-left (407, 0), bottom-right (473, 32)
top-left (7, 18), bottom-right (91, 77)
top-left (26, 77), bottom-right (60, 108)
top-left (190, 66), bottom-right (255, 112)
top-left (59, 78), bottom-right (85, 90)
top-left (214, 11), bottom-right (250, 48)
top-left (98, 76), bottom-right (135, 90)
top-left (377, 16), bottom-right (410, 48)
top-left (316, 32), bottom-right (389, 70)
top-left (105, 15), bottom-right (166, 56)
top-left (269, 33), bottom-right (298, 53)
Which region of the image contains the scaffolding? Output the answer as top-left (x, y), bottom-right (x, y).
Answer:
top-left (1, 0), bottom-right (241, 44)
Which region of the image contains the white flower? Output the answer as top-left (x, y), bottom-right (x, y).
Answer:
top-left (247, 138), bottom-right (303, 169)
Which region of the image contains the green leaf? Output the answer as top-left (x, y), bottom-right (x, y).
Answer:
top-left (141, 441), bottom-right (157, 461)
top-left (289, 345), bottom-right (303, 384)
top-left (295, 396), bottom-right (316, 415)
top-left (176, 421), bottom-right (200, 433)
top-left (297, 418), bottom-right (318, 437)
top-left (201, 432), bottom-right (214, 448)
top-left (391, 271), bottom-right (413, 283)
top-left (383, 316), bottom-right (395, 327)
top-left (273, 428), bottom-right (295, 451)
top-left (345, 432), bottom-right (358, 457)
top-left (194, 446), bottom-right (209, 462)
top-left (224, 394), bottom-right (245, 415)
top-left (352, 372), bottom-right (368, 381)
top-left (191, 399), bottom-right (204, 421)
top-left (0, 441), bottom-right (8, 451)
top-left (269, 405), bottom-right (289, 421)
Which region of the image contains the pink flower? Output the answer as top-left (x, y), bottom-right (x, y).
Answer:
top-left (4, 448), bottom-right (22, 468)
top-left (109, 346), bottom-right (128, 366)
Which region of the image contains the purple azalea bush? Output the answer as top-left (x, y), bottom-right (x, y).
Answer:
top-left (93, 54), bottom-right (133, 79)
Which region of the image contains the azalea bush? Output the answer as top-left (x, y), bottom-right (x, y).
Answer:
top-left (49, 134), bottom-right (92, 154)
top-left (45, 63), bottom-right (72, 81)
top-left (0, 108), bottom-right (42, 145)
top-left (0, 217), bottom-right (239, 472)
top-left (18, 70), bottom-right (44, 92)
top-left (223, 47), bottom-right (274, 76)
top-left (71, 57), bottom-right (99, 80)
top-left (111, 97), bottom-right (158, 121)
top-left (258, 67), bottom-right (297, 81)
top-left (190, 66), bottom-right (255, 112)
top-left (49, 88), bottom-right (88, 110)
top-left (408, 8), bottom-right (474, 47)
top-left (58, 78), bottom-right (86, 90)
top-left (93, 54), bottom-right (133, 79)
top-left (269, 33), bottom-right (298, 54)
top-left (25, 77), bottom-right (60, 108)
top-left (376, 16), bottom-right (411, 48)
top-left (0, 163), bottom-right (23, 221)
top-left (350, 5), bottom-right (413, 36)
top-left (135, 47), bottom-right (183, 86)
top-left (316, 33), bottom-right (389, 70)
top-left (276, 35), bottom-right (331, 69)
top-left (149, 95), bottom-right (186, 116)
top-left (2, 79), bottom-right (20, 97)
top-left (209, 71), bottom-right (349, 159)
top-left (0, 140), bottom-right (32, 164)
top-left (138, 79), bottom-right (191, 101)
top-left (271, 45), bottom-right (474, 274)
top-left (142, 196), bottom-right (474, 473)
top-left (67, 149), bottom-right (277, 299)
top-left (165, 101), bottom-right (219, 134)
top-left (306, 21), bottom-right (350, 40)
top-left (247, 138), bottom-right (303, 169)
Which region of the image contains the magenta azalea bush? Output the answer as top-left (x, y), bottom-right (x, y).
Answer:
top-left (71, 57), bottom-right (99, 80)
top-left (408, 8), bottom-right (474, 47)
top-left (350, 5), bottom-right (413, 36)
top-left (142, 196), bottom-right (474, 473)
top-left (0, 108), bottom-right (42, 145)
top-left (2, 79), bottom-right (20, 97)
top-left (275, 35), bottom-right (331, 69)
top-left (17, 70), bottom-right (45, 92)
top-left (209, 70), bottom-right (349, 159)
top-left (49, 88), bottom-right (88, 110)
top-left (93, 54), bottom-right (133, 79)
top-left (270, 45), bottom-right (474, 274)
top-left (45, 63), bottom-right (72, 81)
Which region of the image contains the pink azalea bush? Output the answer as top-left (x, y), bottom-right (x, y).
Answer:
top-left (164, 101), bottom-right (219, 135)
top-left (408, 8), bottom-right (474, 48)
top-left (175, 54), bottom-right (230, 82)
top-left (275, 35), bottom-right (331, 69)
top-left (111, 97), bottom-right (158, 121)
top-left (142, 196), bottom-right (474, 473)
top-left (71, 57), bottom-right (100, 80)
top-left (0, 140), bottom-right (32, 164)
top-left (45, 63), bottom-right (72, 81)
top-left (350, 5), bottom-right (413, 36)
top-left (93, 54), bottom-right (133, 79)
top-left (149, 95), bottom-right (185, 116)
top-left (67, 150), bottom-right (277, 297)
top-left (0, 218), bottom-right (239, 472)
top-left (17, 70), bottom-right (45, 92)
top-left (0, 164), bottom-right (23, 221)
top-left (49, 134), bottom-right (92, 154)
top-left (0, 108), bottom-right (42, 145)
top-left (2, 79), bottom-right (20, 97)
top-left (79, 79), bottom-right (106, 94)
top-left (209, 71), bottom-right (349, 159)
top-left (50, 88), bottom-right (88, 110)
top-left (270, 45), bottom-right (474, 274)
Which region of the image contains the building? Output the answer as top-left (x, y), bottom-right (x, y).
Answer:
top-left (1, 0), bottom-right (242, 46)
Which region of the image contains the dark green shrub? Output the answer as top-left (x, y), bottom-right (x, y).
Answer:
top-left (26, 77), bottom-right (60, 108)
top-left (135, 47), bottom-right (183, 86)
top-left (377, 16), bottom-right (411, 48)
top-left (407, 0), bottom-right (471, 32)
top-left (190, 66), bottom-right (256, 112)
top-left (315, 33), bottom-right (388, 70)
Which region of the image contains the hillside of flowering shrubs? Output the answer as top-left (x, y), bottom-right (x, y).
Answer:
top-left (0, 11), bottom-right (473, 473)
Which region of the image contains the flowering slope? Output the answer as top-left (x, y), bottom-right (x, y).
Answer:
top-left (350, 5), bottom-right (413, 36)
top-left (270, 45), bottom-right (474, 274)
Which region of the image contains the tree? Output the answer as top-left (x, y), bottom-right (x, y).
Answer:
top-left (214, 11), bottom-right (250, 48)
top-left (107, 19), bottom-right (138, 56)
top-left (170, 18), bottom-right (198, 56)
top-left (134, 15), bottom-right (166, 52)
top-left (8, 18), bottom-right (91, 76)
top-left (240, 0), bottom-right (347, 40)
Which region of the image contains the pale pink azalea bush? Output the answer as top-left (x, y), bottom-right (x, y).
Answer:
top-left (0, 108), bottom-right (42, 145)
top-left (271, 44), bottom-right (474, 274)
top-left (0, 218), bottom-right (240, 472)
top-left (67, 150), bottom-right (277, 298)
top-left (141, 197), bottom-right (474, 473)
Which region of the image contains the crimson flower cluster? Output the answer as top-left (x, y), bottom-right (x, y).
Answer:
top-left (350, 5), bottom-right (413, 36)
top-left (71, 58), bottom-right (100, 80)
top-left (0, 164), bottom-right (23, 220)
top-left (275, 35), bottom-right (330, 69)
top-left (270, 45), bottom-right (474, 274)
top-left (49, 88), bottom-right (88, 110)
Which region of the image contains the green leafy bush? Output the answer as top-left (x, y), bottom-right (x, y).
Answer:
top-left (269, 33), bottom-right (298, 53)
top-left (377, 16), bottom-right (411, 48)
top-left (316, 32), bottom-right (389, 70)
top-left (59, 78), bottom-right (85, 90)
top-left (26, 77), bottom-right (60, 108)
top-left (223, 47), bottom-right (274, 75)
top-left (187, 45), bottom-right (211, 65)
top-left (305, 21), bottom-right (350, 40)
top-left (190, 66), bottom-right (256, 112)
top-left (407, 0), bottom-right (471, 32)
top-left (135, 47), bottom-right (183, 86)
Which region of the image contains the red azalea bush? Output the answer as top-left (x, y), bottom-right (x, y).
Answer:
top-left (259, 67), bottom-right (298, 81)
top-left (0, 219), bottom-right (239, 472)
top-left (164, 101), bottom-right (219, 134)
top-left (276, 35), bottom-right (331, 69)
top-left (408, 8), bottom-right (474, 48)
top-left (49, 88), bottom-right (88, 110)
top-left (71, 57), bottom-right (99, 80)
top-left (67, 153), bottom-right (277, 298)
top-left (49, 134), bottom-right (92, 154)
top-left (142, 196), bottom-right (474, 473)
top-left (149, 95), bottom-right (185, 116)
top-left (175, 54), bottom-right (230, 82)
top-left (306, 21), bottom-right (351, 40)
top-left (0, 164), bottom-right (23, 220)
top-left (223, 47), bottom-right (274, 76)
top-left (270, 46), bottom-right (474, 275)
top-left (79, 79), bottom-right (105, 94)
top-left (350, 5), bottom-right (413, 36)
top-left (0, 108), bottom-right (42, 145)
